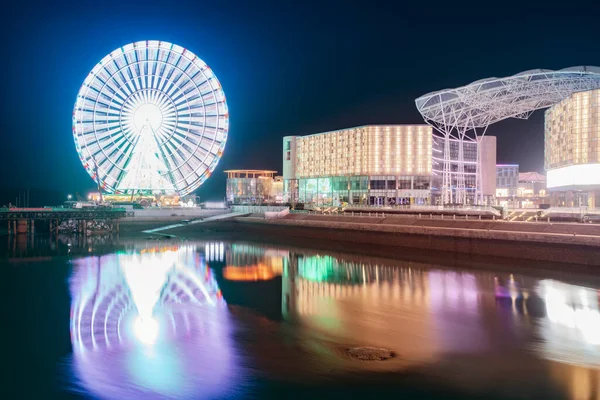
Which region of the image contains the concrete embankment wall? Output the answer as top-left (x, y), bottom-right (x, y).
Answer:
top-left (122, 209), bottom-right (229, 222)
top-left (234, 217), bottom-right (600, 266)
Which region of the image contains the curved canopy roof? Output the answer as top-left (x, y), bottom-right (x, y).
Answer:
top-left (415, 66), bottom-right (600, 130)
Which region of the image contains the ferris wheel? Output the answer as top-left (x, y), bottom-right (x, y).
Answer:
top-left (72, 41), bottom-right (229, 196)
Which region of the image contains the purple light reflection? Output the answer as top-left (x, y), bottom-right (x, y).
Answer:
top-left (428, 271), bottom-right (489, 353)
top-left (68, 245), bottom-right (243, 399)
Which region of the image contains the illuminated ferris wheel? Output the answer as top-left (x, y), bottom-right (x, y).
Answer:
top-left (72, 41), bottom-right (229, 196)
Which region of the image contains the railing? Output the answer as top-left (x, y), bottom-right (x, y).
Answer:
top-left (541, 207), bottom-right (600, 216)
top-left (305, 210), bottom-right (496, 221)
top-left (232, 205), bottom-right (288, 214)
top-left (340, 205), bottom-right (502, 217)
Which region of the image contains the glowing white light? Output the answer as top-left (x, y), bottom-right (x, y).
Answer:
top-left (547, 163), bottom-right (600, 188)
top-left (121, 252), bottom-right (175, 318)
top-left (542, 281), bottom-right (600, 344)
top-left (133, 103), bottom-right (163, 131)
top-left (134, 316), bottom-right (159, 345)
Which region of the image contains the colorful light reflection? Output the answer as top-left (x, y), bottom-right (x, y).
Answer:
top-left (536, 280), bottom-right (600, 366)
top-left (68, 245), bottom-right (241, 399)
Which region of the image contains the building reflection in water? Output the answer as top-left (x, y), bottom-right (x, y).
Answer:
top-left (538, 279), bottom-right (600, 400)
top-left (69, 244), bottom-right (241, 399)
top-left (205, 241), bottom-right (225, 263)
top-left (281, 252), bottom-right (493, 365)
top-left (222, 243), bottom-right (286, 282)
top-left (535, 279), bottom-right (600, 365)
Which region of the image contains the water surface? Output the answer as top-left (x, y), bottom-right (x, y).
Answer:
top-left (3, 234), bottom-right (600, 399)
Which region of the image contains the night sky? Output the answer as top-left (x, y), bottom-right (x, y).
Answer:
top-left (2, 0), bottom-right (600, 203)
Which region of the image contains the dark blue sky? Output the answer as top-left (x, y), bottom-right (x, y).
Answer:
top-left (2, 0), bottom-right (600, 201)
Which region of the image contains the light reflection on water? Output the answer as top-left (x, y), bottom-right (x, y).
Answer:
top-left (69, 244), bottom-right (241, 399)
top-left (60, 240), bottom-right (600, 399)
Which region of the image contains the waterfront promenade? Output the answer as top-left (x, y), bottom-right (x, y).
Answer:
top-left (230, 213), bottom-right (600, 266)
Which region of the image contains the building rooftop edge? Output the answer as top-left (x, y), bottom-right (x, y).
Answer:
top-left (291, 124), bottom-right (432, 139)
top-left (224, 169), bottom-right (278, 173)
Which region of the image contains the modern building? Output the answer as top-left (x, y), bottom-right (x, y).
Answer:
top-left (431, 135), bottom-right (497, 205)
top-left (495, 166), bottom-right (549, 208)
top-left (283, 125), bottom-right (497, 207)
top-left (495, 164), bottom-right (519, 204)
top-left (495, 164), bottom-right (551, 208)
top-left (517, 172), bottom-right (548, 208)
top-left (225, 170), bottom-right (283, 205)
top-left (545, 89), bottom-right (600, 208)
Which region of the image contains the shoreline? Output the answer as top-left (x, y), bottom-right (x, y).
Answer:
top-left (104, 216), bottom-right (600, 267)
top-left (164, 221), bottom-right (600, 284)
top-left (5, 213), bottom-right (600, 268)
top-left (4, 218), bottom-right (600, 283)
top-left (217, 217), bottom-right (600, 266)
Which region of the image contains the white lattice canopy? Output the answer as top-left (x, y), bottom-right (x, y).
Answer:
top-left (415, 66), bottom-right (600, 131)
top-left (415, 66), bottom-right (600, 205)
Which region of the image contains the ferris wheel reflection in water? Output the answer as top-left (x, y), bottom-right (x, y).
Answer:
top-left (68, 244), bottom-right (241, 399)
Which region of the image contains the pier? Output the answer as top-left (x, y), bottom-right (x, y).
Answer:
top-left (0, 207), bottom-right (127, 235)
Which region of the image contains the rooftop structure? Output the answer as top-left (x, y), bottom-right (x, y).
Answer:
top-left (519, 172), bottom-right (546, 183)
top-left (416, 66), bottom-right (600, 205)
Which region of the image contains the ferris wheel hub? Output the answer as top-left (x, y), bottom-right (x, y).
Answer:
top-left (133, 103), bottom-right (163, 132)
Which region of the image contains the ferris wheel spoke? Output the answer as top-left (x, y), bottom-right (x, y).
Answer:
top-left (100, 78), bottom-right (128, 106)
top-left (169, 67), bottom-right (196, 97)
top-left (169, 133), bottom-right (197, 156)
top-left (153, 128), bottom-right (170, 144)
top-left (132, 52), bottom-right (145, 91)
top-left (172, 90), bottom-right (198, 110)
top-left (113, 143), bottom-right (135, 171)
top-left (110, 58), bottom-right (132, 96)
top-left (115, 70), bottom-right (136, 99)
top-left (155, 65), bottom-right (172, 94)
top-left (126, 60), bottom-right (141, 92)
top-left (165, 72), bottom-right (185, 99)
top-left (104, 63), bottom-right (131, 101)
top-left (156, 92), bottom-right (173, 110)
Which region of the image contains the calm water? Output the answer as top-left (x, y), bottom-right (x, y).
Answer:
top-left (4, 234), bottom-right (600, 399)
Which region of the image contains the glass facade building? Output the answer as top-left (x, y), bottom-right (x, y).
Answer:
top-left (429, 135), bottom-right (497, 205)
top-left (225, 170), bottom-right (281, 205)
top-left (431, 136), bottom-right (478, 204)
top-left (284, 125), bottom-right (435, 206)
top-left (545, 89), bottom-right (600, 208)
top-left (496, 165), bottom-right (519, 197)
